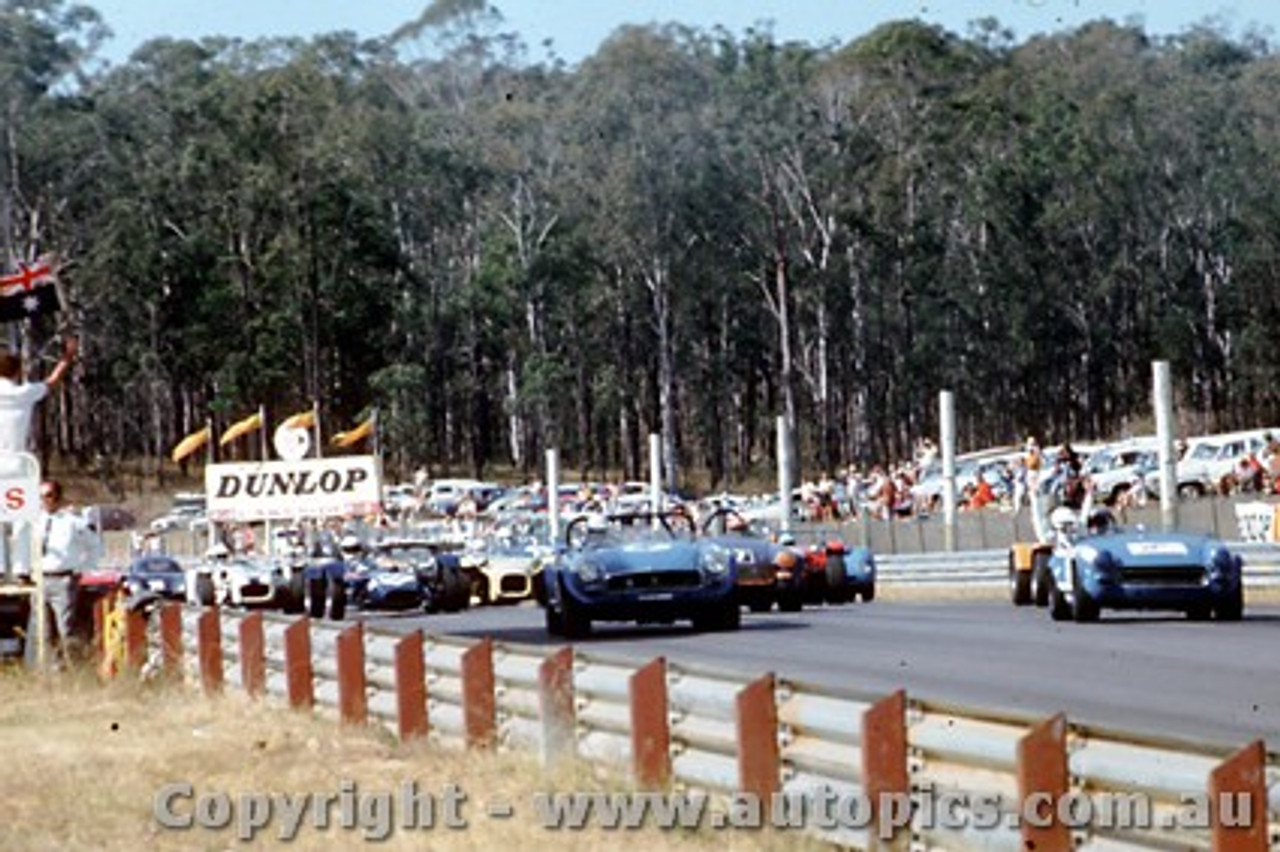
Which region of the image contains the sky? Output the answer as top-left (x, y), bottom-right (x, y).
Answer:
top-left (85, 1), bottom-right (1280, 67)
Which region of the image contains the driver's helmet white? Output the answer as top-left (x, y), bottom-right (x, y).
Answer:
top-left (206, 542), bottom-right (230, 561)
top-left (776, 531), bottom-right (797, 547)
top-left (339, 534), bottom-right (363, 556)
top-left (1049, 506), bottom-right (1080, 535)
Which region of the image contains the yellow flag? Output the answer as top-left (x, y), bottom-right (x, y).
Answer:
top-left (330, 415), bottom-right (374, 448)
top-left (281, 409), bottom-right (316, 430)
top-left (170, 425), bottom-right (212, 463)
top-left (219, 411), bottom-right (264, 446)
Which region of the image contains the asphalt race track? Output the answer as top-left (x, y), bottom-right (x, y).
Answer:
top-left (368, 599), bottom-right (1280, 748)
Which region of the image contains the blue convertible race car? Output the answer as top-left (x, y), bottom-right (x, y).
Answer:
top-left (543, 510), bottom-right (740, 638)
top-left (1045, 507), bottom-right (1244, 623)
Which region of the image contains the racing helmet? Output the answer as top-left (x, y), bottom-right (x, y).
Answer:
top-left (339, 534), bottom-right (364, 556)
top-left (1049, 506), bottom-right (1079, 536)
top-left (206, 542), bottom-right (230, 561)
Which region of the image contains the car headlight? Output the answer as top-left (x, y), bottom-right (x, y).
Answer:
top-left (701, 544), bottom-right (731, 576)
top-left (575, 560), bottom-right (603, 583)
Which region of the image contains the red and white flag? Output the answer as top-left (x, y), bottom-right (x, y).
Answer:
top-left (0, 257), bottom-right (61, 322)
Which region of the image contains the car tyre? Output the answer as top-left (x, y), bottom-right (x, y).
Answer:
top-left (1071, 567), bottom-right (1099, 622)
top-left (305, 575), bottom-right (327, 619)
top-left (327, 575), bottom-right (347, 621)
top-left (1031, 551), bottom-right (1051, 608)
top-left (860, 584), bottom-right (876, 603)
top-left (1215, 586), bottom-right (1244, 622)
top-left (824, 551), bottom-right (848, 603)
top-left (283, 572), bottom-right (305, 614)
top-left (776, 588), bottom-right (803, 612)
top-left (195, 574), bottom-right (216, 608)
top-left (1010, 552), bottom-right (1031, 606)
top-left (1049, 579), bottom-right (1071, 622)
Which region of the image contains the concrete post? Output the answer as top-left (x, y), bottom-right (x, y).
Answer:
top-left (777, 416), bottom-right (792, 533)
top-left (1153, 361), bottom-right (1178, 532)
top-left (940, 391), bottom-right (957, 552)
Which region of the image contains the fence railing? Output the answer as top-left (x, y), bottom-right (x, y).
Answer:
top-left (107, 603), bottom-right (1280, 852)
top-left (793, 495), bottom-right (1280, 556)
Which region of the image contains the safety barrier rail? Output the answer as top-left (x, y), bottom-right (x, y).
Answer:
top-left (103, 603), bottom-right (1280, 852)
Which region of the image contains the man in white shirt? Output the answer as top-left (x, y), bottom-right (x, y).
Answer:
top-left (25, 479), bottom-right (103, 669)
top-left (0, 335), bottom-right (77, 452)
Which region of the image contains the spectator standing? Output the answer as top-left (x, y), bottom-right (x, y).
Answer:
top-left (0, 336), bottom-right (78, 581)
top-left (25, 479), bottom-right (103, 669)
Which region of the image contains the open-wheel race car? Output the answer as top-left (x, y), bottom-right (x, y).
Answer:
top-left (542, 509), bottom-right (739, 638)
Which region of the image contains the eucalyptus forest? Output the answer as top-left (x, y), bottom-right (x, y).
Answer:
top-left (4, 0), bottom-right (1279, 489)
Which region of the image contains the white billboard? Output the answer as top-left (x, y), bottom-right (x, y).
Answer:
top-left (205, 456), bottom-right (382, 522)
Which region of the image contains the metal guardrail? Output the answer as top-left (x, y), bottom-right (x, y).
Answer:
top-left (138, 606), bottom-right (1280, 851)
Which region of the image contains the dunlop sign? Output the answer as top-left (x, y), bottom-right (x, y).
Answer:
top-left (205, 456), bottom-right (382, 522)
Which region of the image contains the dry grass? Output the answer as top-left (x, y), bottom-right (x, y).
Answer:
top-left (0, 669), bottom-right (826, 852)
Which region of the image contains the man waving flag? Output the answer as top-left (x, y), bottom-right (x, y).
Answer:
top-left (0, 257), bottom-right (62, 322)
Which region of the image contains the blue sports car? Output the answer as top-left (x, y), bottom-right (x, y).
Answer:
top-left (543, 510), bottom-right (739, 638)
top-left (1045, 507), bottom-right (1244, 622)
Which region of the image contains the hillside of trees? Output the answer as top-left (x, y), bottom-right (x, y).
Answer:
top-left (4, 0), bottom-right (1279, 489)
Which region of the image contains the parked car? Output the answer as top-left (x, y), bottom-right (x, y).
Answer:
top-left (542, 510), bottom-right (739, 638)
top-left (1042, 506), bottom-right (1244, 622)
top-left (1143, 429), bottom-right (1278, 498)
top-left (1082, 438), bottom-right (1158, 506)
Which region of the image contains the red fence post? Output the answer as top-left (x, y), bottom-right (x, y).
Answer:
top-left (335, 622), bottom-right (367, 726)
top-left (737, 673), bottom-right (780, 802)
top-left (238, 612), bottom-right (266, 698)
top-left (197, 608), bottom-right (223, 695)
top-left (1209, 740), bottom-right (1268, 852)
top-left (1017, 714), bottom-right (1072, 852)
top-left (394, 631), bottom-right (428, 741)
top-left (159, 603), bottom-right (182, 679)
top-left (124, 608), bottom-right (148, 671)
top-left (862, 690), bottom-right (909, 845)
top-left (461, 637), bottom-right (495, 748)
top-left (629, 657), bottom-right (670, 790)
top-left (538, 646), bottom-right (575, 767)
top-left (283, 618), bottom-right (313, 710)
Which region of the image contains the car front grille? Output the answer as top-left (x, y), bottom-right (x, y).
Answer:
top-left (606, 570), bottom-right (702, 592)
top-left (500, 575), bottom-right (530, 594)
top-left (1118, 566), bottom-right (1206, 587)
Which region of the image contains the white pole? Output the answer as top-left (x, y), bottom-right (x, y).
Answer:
top-left (1153, 361), bottom-right (1178, 532)
top-left (777, 416), bottom-right (792, 533)
top-left (546, 448), bottom-right (560, 543)
top-left (648, 433), bottom-right (663, 514)
top-left (940, 391), bottom-right (957, 552)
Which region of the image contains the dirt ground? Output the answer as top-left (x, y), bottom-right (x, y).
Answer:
top-left (0, 669), bottom-right (826, 852)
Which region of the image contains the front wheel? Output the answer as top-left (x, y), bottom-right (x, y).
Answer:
top-left (1049, 579), bottom-right (1071, 622)
top-left (1215, 586), bottom-right (1244, 622)
top-left (1031, 551), bottom-right (1051, 608)
top-left (1071, 567), bottom-right (1099, 623)
top-left (327, 576), bottom-right (347, 621)
top-left (1010, 553), bottom-right (1031, 606)
top-left (305, 575), bottom-right (326, 619)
